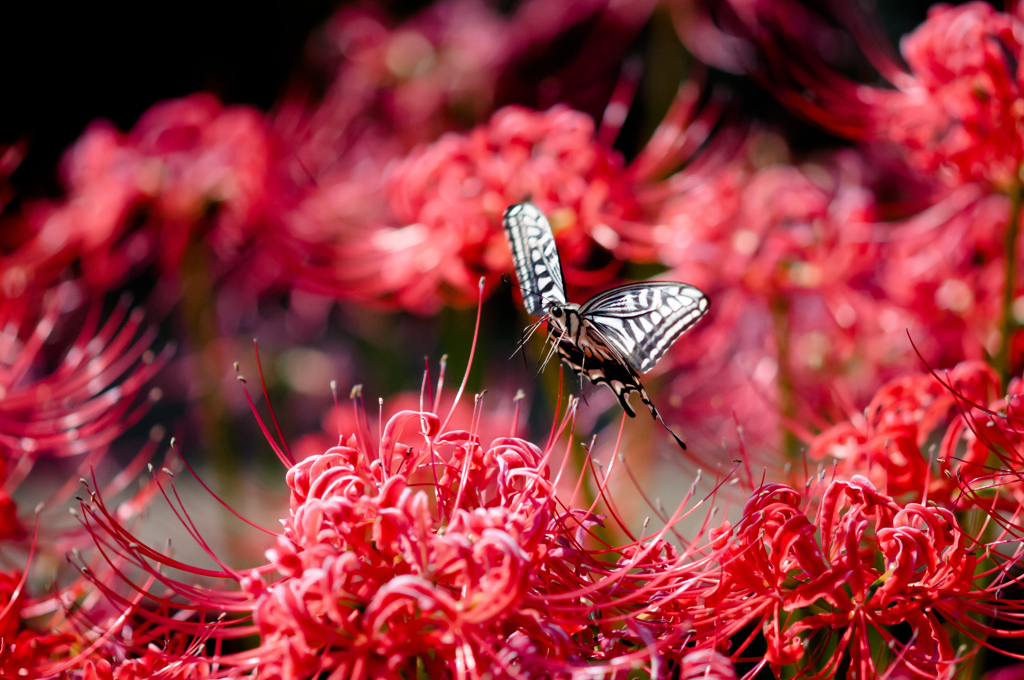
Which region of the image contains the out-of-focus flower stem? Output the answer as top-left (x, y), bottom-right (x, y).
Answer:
top-left (772, 295), bottom-right (799, 460)
top-left (180, 237), bottom-right (238, 483)
top-left (996, 179), bottom-right (1022, 390)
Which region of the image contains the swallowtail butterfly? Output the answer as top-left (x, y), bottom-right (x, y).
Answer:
top-left (503, 202), bottom-right (709, 450)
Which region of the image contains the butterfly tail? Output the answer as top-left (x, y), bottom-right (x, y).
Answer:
top-left (636, 385), bottom-right (687, 451)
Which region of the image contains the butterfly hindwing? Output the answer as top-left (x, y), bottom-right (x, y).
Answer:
top-left (502, 203), bottom-right (568, 316)
top-left (579, 283), bottom-right (709, 373)
top-left (554, 338), bottom-right (646, 418)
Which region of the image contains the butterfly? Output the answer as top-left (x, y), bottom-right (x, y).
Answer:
top-left (502, 202), bottom-right (709, 450)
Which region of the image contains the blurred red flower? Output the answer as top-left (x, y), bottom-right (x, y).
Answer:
top-left (885, 2), bottom-right (1024, 188)
top-left (4, 94), bottom-right (272, 294)
top-left (273, 104), bottom-right (645, 313)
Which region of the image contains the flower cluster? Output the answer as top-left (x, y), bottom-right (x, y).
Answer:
top-left (883, 2), bottom-right (1024, 189)
top-left (712, 476), bottom-right (1009, 677)
top-left (274, 104), bottom-right (651, 313)
top-left (5, 95), bottom-right (272, 295)
top-left (30, 364), bottom-right (1024, 679)
top-left (6, 0), bottom-right (1024, 678)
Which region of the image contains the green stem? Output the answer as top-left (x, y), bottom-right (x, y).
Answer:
top-left (772, 296), bottom-right (799, 461)
top-left (996, 180), bottom-right (1022, 390)
top-left (180, 236), bottom-right (237, 483)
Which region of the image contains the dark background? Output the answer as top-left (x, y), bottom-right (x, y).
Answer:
top-left (0, 1), bottom-right (957, 198)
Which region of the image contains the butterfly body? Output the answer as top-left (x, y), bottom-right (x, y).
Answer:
top-left (502, 202), bottom-right (709, 449)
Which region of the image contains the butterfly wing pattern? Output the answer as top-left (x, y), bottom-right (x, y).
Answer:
top-left (502, 202), bottom-right (568, 316)
top-left (502, 202), bottom-right (710, 450)
top-left (579, 282), bottom-right (709, 373)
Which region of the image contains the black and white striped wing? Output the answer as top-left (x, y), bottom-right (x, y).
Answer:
top-left (580, 283), bottom-right (709, 373)
top-left (502, 202), bottom-right (568, 317)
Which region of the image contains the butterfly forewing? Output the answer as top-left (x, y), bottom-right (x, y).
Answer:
top-left (502, 203), bottom-right (568, 316)
top-left (580, 283), bottom-right (710, 373)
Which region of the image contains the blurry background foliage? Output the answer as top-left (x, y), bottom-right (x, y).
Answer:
top-left (0, 0), bottom-right (975, 479)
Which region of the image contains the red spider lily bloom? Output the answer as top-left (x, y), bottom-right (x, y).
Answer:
top-left (50, 286), bottom-right (733, 679)
top-left (811, 359), bottom-right (1024, 509)
top-left (707, 475), bottom-right (1019, 678)
top-left (676, 1), bottom-right (1024, 191)
top-left (665, 1), bottom-right (1024, 392)
top-left (63, 393), bottom-right (687, 678)
top-left (273, 104), bottom-right (648, 313)
top-left (250, 411), bottom-right (563, 677)
top-left (882, 2), bottom-right (1024, 189)
top-left (41, 369), bottom-right (1024, 678)
top-left (4, 93), bottom-right (272, 294)
top-left (652, 147), bottom-right (904, 456)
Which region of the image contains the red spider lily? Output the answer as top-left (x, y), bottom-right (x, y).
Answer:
top-left (0, 288), bottom-right (170, 678)
top-left (663, 0), bottom-right (1024, 389)
top-left (4, 93), bottom-right (272, 294)
top-left (706, 474), bottom-right (1024, 678)
top-left (271, 104), bottom-right (653, 313)
top-left (880, 2), bottom-right (1024, 189)
top-left (807, 359), bottom-right (1024, 510)
top-left (42, 283), bottom-right (733, 678)
top-left (0, 285), bottom-right (170, 463)
top-left (29, 349), bottom-right (1024, 678)
top-left (674, 0), bottom-right (1024, 192)
top-left (649, 147), bottom-right (909, 456)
